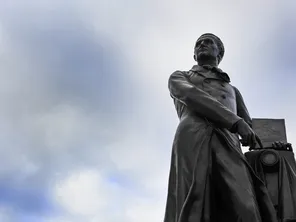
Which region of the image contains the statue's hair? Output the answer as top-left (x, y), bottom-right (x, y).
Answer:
top-left (194, 33), bottom-right (225, 64)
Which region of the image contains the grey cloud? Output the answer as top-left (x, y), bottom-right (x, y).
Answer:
top-left (0, 1), bottom-right (295, 221)
top-left (0, 3), bottom-right (140, 218)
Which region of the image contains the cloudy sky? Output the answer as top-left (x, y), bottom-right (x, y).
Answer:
top-left (0, 1), bottom-right (295, 221)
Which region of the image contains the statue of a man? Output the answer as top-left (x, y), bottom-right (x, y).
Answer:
top-left (164, 33), bottom-right (277, 222)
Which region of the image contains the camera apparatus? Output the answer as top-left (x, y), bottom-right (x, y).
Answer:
top-left (244, 119), bottom-right (296, 221)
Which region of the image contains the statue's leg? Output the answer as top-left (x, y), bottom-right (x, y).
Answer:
top-left (211, 133), bottom-right (262, 222)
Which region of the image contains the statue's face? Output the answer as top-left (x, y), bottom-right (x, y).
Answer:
top-left (194, 37), bottom-right (220, 62)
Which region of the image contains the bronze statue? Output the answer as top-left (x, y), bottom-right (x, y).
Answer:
top-left (164, 33), bottom-right (278, 222)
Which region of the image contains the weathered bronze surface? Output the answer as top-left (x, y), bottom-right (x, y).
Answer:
top-left (245, 119), bottom-right (296, 221)
top-left (164, 33), bottom-right (278, 222)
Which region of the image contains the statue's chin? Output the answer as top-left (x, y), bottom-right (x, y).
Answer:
top-left (197, 52), bottom-right (212, 61)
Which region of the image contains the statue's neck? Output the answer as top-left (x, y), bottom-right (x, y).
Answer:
top-left (197, 60), bottom-right (218, 67)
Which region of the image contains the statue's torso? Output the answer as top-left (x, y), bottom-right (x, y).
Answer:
top-left (187, 69), bottom-right (237, 114)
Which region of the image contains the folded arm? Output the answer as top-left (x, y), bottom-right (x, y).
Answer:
top-left (168, 70), bottom-right (241, 130)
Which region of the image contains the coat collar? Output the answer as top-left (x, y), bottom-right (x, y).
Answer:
top-left (190, 64), bottom-right (231, 83)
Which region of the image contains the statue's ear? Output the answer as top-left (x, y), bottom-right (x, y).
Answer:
top-left (193, 54), bottom-right (196, 61)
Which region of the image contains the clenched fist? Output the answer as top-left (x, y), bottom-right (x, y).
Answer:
top-left (233, 119), bottom-right (263, 149)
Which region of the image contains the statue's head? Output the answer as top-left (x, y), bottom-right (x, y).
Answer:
top-left (193, 33), bottom-right (224, 65)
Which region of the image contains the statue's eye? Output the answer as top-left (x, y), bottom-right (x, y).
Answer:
top-left (205, 38), bottom-right (213, 44)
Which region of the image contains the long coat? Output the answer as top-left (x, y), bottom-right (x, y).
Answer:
top-left (164, 65), bottom-right (277, 222)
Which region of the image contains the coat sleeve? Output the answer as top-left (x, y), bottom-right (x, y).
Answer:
top-left (168, 70), bottom-right (242, 130)
top-left (233, 86), bottom-right (252, 127)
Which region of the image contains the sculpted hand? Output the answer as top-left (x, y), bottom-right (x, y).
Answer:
top-left (272, 141), bottom-right (292, 150)
top-left (236, 119), bottom-right (263, 149)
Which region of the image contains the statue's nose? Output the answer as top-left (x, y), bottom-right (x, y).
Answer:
top-left (200, 40), bottom-right (207, 47)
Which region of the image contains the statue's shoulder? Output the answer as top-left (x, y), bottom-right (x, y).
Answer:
top-left (231, 85), bottom-right (239, 92)
top-left (230, 84), bottom-right (236, 90)
top-left (231, 85), bottom-right (244, 97)
top-left (170, 70), bottom-right (190, 77)
top-left (172, 70), bottom-right (188, 74)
